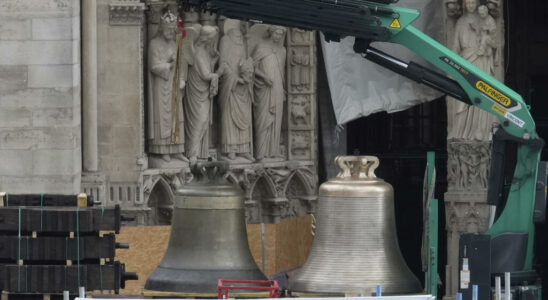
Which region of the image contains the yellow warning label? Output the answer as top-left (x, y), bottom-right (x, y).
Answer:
top-left (476, 81), bottom-right (512, 107)
top-left (390, 18), bottom-right (401, 29)
top-left (492, 104), bottom-right (507, 117)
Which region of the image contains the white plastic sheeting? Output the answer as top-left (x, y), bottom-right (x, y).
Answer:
top-left (321, 0), bottom-right (444, 125)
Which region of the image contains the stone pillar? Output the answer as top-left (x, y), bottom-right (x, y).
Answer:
top-left (286, 29), bottom-right (317, 163)
top-left (443, 0), bottom-right (504, 299)
top-left (81, 0), bottom-right (145, 210)
top-left (0, 0), bottom-right (82, 194)
top-left (82, 0), bottom-right (99, 172)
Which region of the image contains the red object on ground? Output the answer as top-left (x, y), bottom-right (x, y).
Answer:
top-left (217, 279), bottom-right (280, 299)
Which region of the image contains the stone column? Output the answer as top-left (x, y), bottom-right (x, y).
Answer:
top-left (443, 1), bottom-right (504, 299)
top-left (82, 0), bottom-right (99, 172)
top-left (286, 29), bottom-right (317, 162)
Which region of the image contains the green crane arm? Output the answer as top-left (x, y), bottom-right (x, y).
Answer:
top-left (385, 8), bottom-right (542, 269)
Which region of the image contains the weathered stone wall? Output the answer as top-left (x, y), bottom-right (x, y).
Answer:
top-left (0, 0), bottom-right (81, 193)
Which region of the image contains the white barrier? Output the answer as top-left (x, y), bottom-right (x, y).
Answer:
top-left (76, 296), bottom-right (436, 300)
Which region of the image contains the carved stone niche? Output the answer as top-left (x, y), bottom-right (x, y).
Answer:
top-left (141, 162), bottom-right (318, 225)
top-left (233, 162), bottom-right (318, 224)
top-left (142, 168), bottom-right (189, 225)
top-left (110, 0), bottom-right (145, 26)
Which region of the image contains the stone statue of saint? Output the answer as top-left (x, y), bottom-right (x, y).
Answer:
top-left (252, 25), bottom-right (287, 162)
top-left (184, 25), bottom-right (220, 164)
top-left (147, 10), bottom-right (188, 165)
top-left (447, 0), bottom-right (499, 141)
top-left (218, 22), bottom-right (255, 161)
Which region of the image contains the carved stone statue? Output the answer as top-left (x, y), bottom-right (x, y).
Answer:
top-left (445, 0), bottom-right (462, 17)
top-left (218, 22), bottom-right (255, 161)
top-left (184, 25), bottom-right (220, 164)
top-left (447, 0), bottom-right (499, 141)
top-left (290, 49), bottom-right (310, 91)
top-left (147, 10), bottom-right (188, 166)
top-left (252, 25), bottom-right (287, 162)
top-left (291, 28), bottom-right (310, 43)
top-left (447, 141), bottom-right (491, 190)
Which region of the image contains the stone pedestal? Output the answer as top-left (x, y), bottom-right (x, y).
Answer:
top-left (444, 190), bottom-right (491, 299)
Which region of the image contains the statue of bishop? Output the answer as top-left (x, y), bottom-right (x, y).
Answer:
top-left (147, 11), bottom-right (188, 165)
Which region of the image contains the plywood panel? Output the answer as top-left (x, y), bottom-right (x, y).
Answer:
top-left (115, 226), bottom-right (171, 295)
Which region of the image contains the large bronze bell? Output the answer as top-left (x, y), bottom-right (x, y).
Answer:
top-left (145, 162), bottom-right (266, 294)
top-left (290, 156), bottom-right (422, 295)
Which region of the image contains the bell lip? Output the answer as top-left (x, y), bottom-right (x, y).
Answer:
top-left (289, 279), bottom-right (423, 295)
top-left (145, 266), bottom-right (267, 294)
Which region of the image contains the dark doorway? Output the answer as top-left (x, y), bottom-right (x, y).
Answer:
top-left (346, 99), bottom-right (449, 293)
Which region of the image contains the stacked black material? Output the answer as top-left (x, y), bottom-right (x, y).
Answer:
top-left (0, 193), bottom-right (137, 298)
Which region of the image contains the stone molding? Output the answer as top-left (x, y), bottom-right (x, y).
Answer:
top-left (139, 161), bottom-right (318, 225)
top-left (109, 0), bottom-right (145, 26)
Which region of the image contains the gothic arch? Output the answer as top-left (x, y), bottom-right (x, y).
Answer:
top-left (284, 169), bottom-right (315, 196)
top-left (250, 175), bottom-right (278, 200)
top-left (147, 177), bottom-right (175, 225)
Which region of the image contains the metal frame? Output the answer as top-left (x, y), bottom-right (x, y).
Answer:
top-left (217, 279), bottom-right (280, 299)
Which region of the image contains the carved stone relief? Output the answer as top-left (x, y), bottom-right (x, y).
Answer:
top-left (109, 0), bottom-right (145, 26)
top-left (135, 1), bottom-right (319, 225)
top-left (447, 140), bottom-right (490, 191)
top-left (291, 96), bottom-right (312, 126)
top-left (290, 131), bottom-right (313, 159)
top-left (290, 48), bottom-right (311, 92)
top-left (144, 3), bottom-right (316, 165)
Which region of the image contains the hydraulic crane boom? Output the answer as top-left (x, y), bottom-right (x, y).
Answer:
top-left (180, 0), bottom-right (544, 275)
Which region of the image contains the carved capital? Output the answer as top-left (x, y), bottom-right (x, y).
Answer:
top-left (444, 191), bottom-right (491, 233)
top-left (109, 0), bottom-right (145, 26)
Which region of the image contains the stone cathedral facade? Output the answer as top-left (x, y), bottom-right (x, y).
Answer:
top-left (86, 0), bottom-right (320, 225)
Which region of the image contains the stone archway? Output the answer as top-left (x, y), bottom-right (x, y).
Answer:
top-left (250, 175), bottom-right (278, 223)
top-left (284, 169), bottom-right (317, 217)
top-left (146, 178), bottom-right (175, 225)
